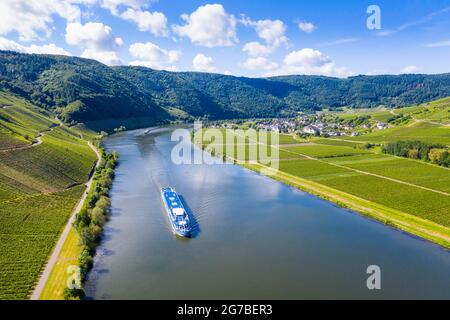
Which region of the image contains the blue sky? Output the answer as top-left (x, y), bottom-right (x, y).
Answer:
top-left (1, 0), bottom-right (450, 77)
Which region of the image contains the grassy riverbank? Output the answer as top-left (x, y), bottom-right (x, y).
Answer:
top-left (39, 229), bottom-right (81, 300)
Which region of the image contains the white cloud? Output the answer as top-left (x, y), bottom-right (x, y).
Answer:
top-left (26, 43), bottom-right (71, 55)
top-left (241, 16), bottom-right (288, 47)
top-left (120, 8), bottom-right (169, 36)
top-left (0, 37), bottom-right (24, 52)
top-left (400, 65), bottom-right (420, 74)
top-left (0, 36), bottom-right (71, 55)
top-left (192, 53), bottom-right (215, 72)
top-left (319, 38), bottom-right (360, 47)
top-left (128, 60), bottom-right (177, 71)
top-left (241, 57), bottom-right (278, 71)
top-left (298, 21), bottom-right (316, 33)
top-left (66, 22), bottom-right (122, 50)
top-left (425, 39), bottom-right (450, 47)
top-left (173, 4), bottom-right (238, 47)
top-left (65, 22), bottom-right (123, 65)
top-left (242, 41), bottom-right (274, 57)
top-left (128, 41), bottom-right (180, 70)
top-left (0, 0), bottom-right (95, 41)
top-left (100, 0), bottom-right (169, 37)
top-left (100, 0), bottom-right (145, 15)
top-left (81, 48), bottom-right (122, 65)
top-left (268, 48), bottom-right (352, 77)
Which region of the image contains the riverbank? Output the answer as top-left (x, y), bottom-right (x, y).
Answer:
top-left (39, 229), bottom-right (81, 299)
top-left (243, 161), bottom-right (450, 249)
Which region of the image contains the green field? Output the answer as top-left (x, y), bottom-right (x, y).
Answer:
top-left (312, 138), bottom-right (365, 148)
top-left (330, 107), bottom-right (393, 121)
top-left (347, 121), bottom-right (450, 145)
top-left (0, 92), bottom-right (96, 299)
top-left (279, 144), bottom-right (370, 159)
top-left (198, 128), bottom-right (300, 145)
top-left (327, 154), bottom-right (450, 193)
top-left (276, 158), bottom-right (449, 226)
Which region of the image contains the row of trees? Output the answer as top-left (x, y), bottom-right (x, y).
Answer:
top-left (64, 150), bottom-right (119, 300)
top-left (382, 140), bottom-right (449, 167)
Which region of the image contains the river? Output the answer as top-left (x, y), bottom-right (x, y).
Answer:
top-left (85, 127), bottom-right (450, 299)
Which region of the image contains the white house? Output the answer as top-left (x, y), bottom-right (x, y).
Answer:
top-left (302, 126), bottom-right (317, 134)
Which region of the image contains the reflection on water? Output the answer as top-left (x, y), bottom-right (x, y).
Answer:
top-left (85, 127), bottom-right (450, 299)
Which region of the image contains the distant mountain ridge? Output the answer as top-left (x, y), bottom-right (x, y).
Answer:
top-left (1, 50), bottom-right (450, 130)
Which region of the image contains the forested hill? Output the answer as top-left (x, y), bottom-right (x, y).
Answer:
top-left (0, 51), bottom-right (168, 125)
top-left (114, 67), bottom-right (450, 118)
top-left (2, 50), bottom-right (450, 129)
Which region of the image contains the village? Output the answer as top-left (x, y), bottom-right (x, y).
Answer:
top-left (208, 112), bottom-right (388, 138)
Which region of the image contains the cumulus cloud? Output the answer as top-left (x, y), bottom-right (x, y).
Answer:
top-left (241, 57), bottom-right (278, 71)
top-left (81, 48), bottom-right (122, 65)
top-left (0, 36), bottom-right (71, 55)
top-left (66, 22), bottom-right (122, 50)
top-left (298, 21), bottom-right (316, 33)
top-left (241, 16), bottom-right (288, 48)
top-left (192, 53), bottom-right (215, 72)
top-left (242, 41), bottom-right (274, 57)
top-left (0, 0), bottom-right (95, 41)
top-left (268, 48), bottom-right (352, 77)
top-left (100, 0), bottom-right (144, 16)
top-left (128, 41), bottom-right (181, 70)
top-left (100, 0), bottom-right (169, 36)
top-left (400, 65), bottom-right (420, 74)
top-left (65, 22), bottom-right (123, 65)
top-left (173, 4), bottom-right (238, 47)
top-left (240, 16), bottom-right (289, 59)
top-left (120, 8), bottom-right (169, 36)
top-left (26, 43), bottom-right (71, 55)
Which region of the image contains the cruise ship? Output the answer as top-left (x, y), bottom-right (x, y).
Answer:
top-left (161, 187), bottom-right (192, 237)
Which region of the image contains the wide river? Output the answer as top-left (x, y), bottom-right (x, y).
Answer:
top-left (85, 127), bottom-right (450, 299)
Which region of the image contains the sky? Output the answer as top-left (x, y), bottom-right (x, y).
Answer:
top-left (1, 0), bottom-right (450, 78)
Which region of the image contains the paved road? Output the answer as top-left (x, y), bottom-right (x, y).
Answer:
top-left (30, 141), bottom-right (100, 300)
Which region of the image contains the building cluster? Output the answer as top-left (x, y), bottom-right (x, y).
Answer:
top-left (256, 119), bottom-right (297, 133)
top-left (256, 115), bottom-right (388, 137)
top-left (208, 113), bottom-right (389, 138)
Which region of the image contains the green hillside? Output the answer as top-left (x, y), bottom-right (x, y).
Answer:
top-left (0, 51), bottom-right (167, 126)
top-left (0, 91), bottom-right (97, 299)
top-left (395, 97), bottom-right (450, 124)
top-left (3, 51), bottom-right (450, 131)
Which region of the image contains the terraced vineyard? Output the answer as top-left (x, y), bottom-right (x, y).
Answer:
top-left (0, 92), bottom-right (56, 150)
top-left (0, 92), bottom-right (96, 299)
